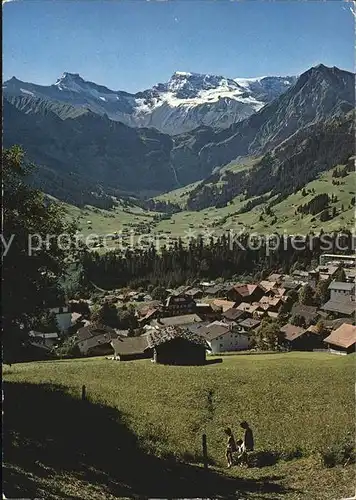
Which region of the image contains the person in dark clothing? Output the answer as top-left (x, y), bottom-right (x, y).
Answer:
top-left (240, 421), bottom-right (254, 467)
top-left (224, 427), bottom-right (236, 468)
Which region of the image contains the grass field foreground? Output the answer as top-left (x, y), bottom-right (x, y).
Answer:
top-left (3, 352), bottom-right (355, 499)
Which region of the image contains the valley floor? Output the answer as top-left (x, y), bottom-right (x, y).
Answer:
top-left (3, 352), bottom-right (355, 499)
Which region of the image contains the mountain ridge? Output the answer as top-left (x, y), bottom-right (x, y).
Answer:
top-left (3, 64), bottom-right (355, 209)
top-left (3, 70), bottom-right (296, 135)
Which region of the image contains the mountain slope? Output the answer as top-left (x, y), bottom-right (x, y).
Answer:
top-left (3, 71), bottom-right (296, 135)
top-left (3, 64), bottom-right (354, 208)
top-left (185, 110), bottom-right (355, 210)
top-left (185, 65), bottom-right (355, 172)
top-left (3, 97), bottom-right (176, 202)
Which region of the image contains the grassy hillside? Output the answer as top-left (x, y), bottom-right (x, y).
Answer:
top-left (60, 166), bottom-right (354, 249)
top-left (3, 353), bottom-right (355, 499)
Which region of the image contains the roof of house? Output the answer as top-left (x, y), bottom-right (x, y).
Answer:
top-left (238, 318), bottom-right (261, 329)
top-left (165, 294), bottom-right (196, 307)
top-left (200, 324), bottom-right (230, 341)
top-left (236, 302), bottom-right (260, 314)
top-left (260, 280), bottom-right (278, 291)
top-left (272, 287), bottom-right (287, 297)
top-left (280, 323), bottom-right (306, 341)
top-left (138, 308), bottom-right (159, 322)
top-left (211, 299), bottom-right (236, 312)
top-left (185, 288), bottom-right (203, 297)
top-left (76, 324), bottom-right (117, 342)
top-left (322, 300), bottom-right (356, 316)
top-left (325, 318), bottom-right (355, 330)
top-left (205, 284), bottom-right (228, 295)
top-left (222, 308), bottom-right (245, 321)
top-left (328, 281), bottom-right (355, 291)
top-left (231, 284), bottom-right (261, 297)
top-left (260, 296), bottom-right (282, 307)
top-left (155, 314), bottom-right (202, 327)
top-left (281, 280), bottom-right (301, 290)
top-left (146, 326), bottom-right (209, 349)
top-left (323, 323), bottom-right (356, 349)
top-left (187, 322), bottom-right (210, 335)
top-left (111, 335), bottom-right (149, 356)
top-left (78, 331), bottom-right (119, 351)
top-left (315, 265), bottom-right (338, 276)
top-left (267, 273), bottom-right (283, 282)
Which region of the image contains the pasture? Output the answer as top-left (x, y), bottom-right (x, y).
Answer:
top-left (3, 352), bottom-right (355, 499)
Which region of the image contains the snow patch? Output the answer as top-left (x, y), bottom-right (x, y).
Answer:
top-left (20, 88), bottom-right (34, 96)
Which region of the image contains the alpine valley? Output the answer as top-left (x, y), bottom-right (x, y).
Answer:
top-left (3, 64), bottom-right (355, 232)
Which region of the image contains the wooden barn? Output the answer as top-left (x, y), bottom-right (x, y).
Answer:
top-left (146, 326), bottom-right (210, 365)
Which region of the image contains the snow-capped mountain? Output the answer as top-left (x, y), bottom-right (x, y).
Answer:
top-left (3, 71), bottom-right (297, 135)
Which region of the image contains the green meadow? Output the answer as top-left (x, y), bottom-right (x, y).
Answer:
top-left (3, 352), bottom-right (355, 499)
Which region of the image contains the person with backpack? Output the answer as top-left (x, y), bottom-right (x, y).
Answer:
top-left (240, 421), bottom-right (254, 467)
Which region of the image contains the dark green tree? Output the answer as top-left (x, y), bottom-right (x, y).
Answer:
top-left (315, 277), bottom-right (332, 305)
top-left (91, 302), bottom-right (119, 328)
top-left (298, 284), bottom-right (314, 306)
top-left (2, 146), bottom-right (78, 361)
top-left (333, 266), bottom-right (346, 282)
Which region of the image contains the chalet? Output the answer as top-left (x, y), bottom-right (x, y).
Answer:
top-left (204, 284), bottom-right (228, 297)
top-left (185, 288), bottom-right (204, 300)
top-left (238, 318), bottom-right (261, 333)
top-left (211, 299), bottom-right (236, 312)
top-left (227, 284), bottom-right (265, 304)
top-left (146, 327), bottom-right (209, 365)
top-left (111, 335), bottom-right (151, 361)
top-left (76, 324), bottom-right (119, 356)
top-left (281, 280), bottom-right (301, 291)
top-left (236, 302), bottom-right (262, 318)
top-left (152, 313), bottom-right (202, 328)
top-left (259, 280), bottom-right (278, 292)
top-left (164, 294), bottom-right (196, 316)
top-left (323, 323), bottom-right (356, 355)
top-left (198, 323), bottom-right (249, 353)
top-left (222, 308), bottom-right (246, 322)
top-left (259, 296), bottom-right (283, 312)
top-left (314, 265), bottom-right (339, 281)
top-left (328, 281), bottom-right (355, 303)
top-left (280, 323), bottom-right (322, 350)
top-left (322, 300), bottom-right (356, 318)
top-left (138, 307), bottom-right (160, 326)
top-left (195, 303), bottom-right (218, 321)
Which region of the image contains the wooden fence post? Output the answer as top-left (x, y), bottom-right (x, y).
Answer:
top-left (202, 433), bottom-right (208, 471)
top-left (81, 384), bottom-right (86, 401)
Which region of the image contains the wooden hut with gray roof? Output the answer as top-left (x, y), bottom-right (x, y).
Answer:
top-left (146, 326), bottom-right (210, 365)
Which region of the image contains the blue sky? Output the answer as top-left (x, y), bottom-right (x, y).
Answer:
top-left (3, 0), bottom-right (355, 92)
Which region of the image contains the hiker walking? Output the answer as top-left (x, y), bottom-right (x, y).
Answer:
top-left (240, 421), bottom-right (254, 467)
